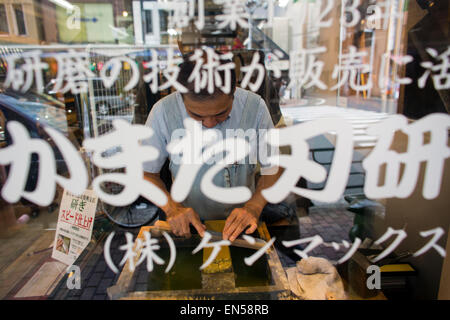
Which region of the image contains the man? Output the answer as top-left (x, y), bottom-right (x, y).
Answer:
top-left (143, 50), bottom-right (285, 242)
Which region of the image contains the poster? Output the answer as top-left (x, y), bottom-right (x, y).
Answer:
top-left (55, 3), bottom-right (114, 43)
top-left (51, 189), bottom-right (98, 266)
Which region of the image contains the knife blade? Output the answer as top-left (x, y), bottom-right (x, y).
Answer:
top-left (149, 225), bottom-right (267, 250)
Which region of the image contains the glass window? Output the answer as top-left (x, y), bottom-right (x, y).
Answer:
top-left (0, 4), bottom-right (8, 34)
top-left (159, 9), bottom-right (168, 32)
top-left (0, 0), bottom-right (448, 302)
top-left (145, 9), bottom-right (152, 34)
top-left (13, 4), bottom-right (26, 36)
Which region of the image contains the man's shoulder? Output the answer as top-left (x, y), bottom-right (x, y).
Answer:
top-left (231, 88), bottom-right (271, 129)
top-left (234, 87), bottom-right (264, 109)
top-left (146, 91), bottom-right (183, 125)
top-left (150, 91), bottom-right (181, 115)
top-left (235, 87), bottom-right (260, 99)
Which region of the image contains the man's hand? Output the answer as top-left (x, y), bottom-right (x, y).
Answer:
top-left (222, 166), bottom-right (281, 241)
top-left (144, 172), bottom-right (206, 238)
top-left (56, 238), bottom-right (64, 251)
top-left (167, 206), bottom-right (206, 238)
top-left (223, 205), bottom-right (260, 241)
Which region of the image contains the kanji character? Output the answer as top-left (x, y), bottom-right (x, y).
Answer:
top-left (240, 51), bottom-right (265, 92)
top-left (378, 53), bottom-right (413, 90)
top-left (371, 227), bottom-right (407, 263)
top-left (284, 0), bottom-right (334, 44)
top-left (142, 49), bottom-right (160, 94)
top-left (419, 47), bottom-right (450, 90)
top-left (3, 50), bottom-right (48, 93)
top-left (363, 114), bottom-right (450, 200)
top-left (288, 47), bottom-right (327, 91)
top-left (168, 0), bottom-right (205, 30)
top-left (192, 231), bottom-right (231, 270)
top-left (242, 235), bottom-right (276, 266)
top-left (81, 215), bottom-right (93, 229)
top-left (70, 199), bottom-right (79, 210)
top-left (168, 0), bottom-right (191, 29)
top-left (191, 0), bottom-right (205, 30)
top-left (282, 235), bottom-right (324, 259)
top-left (214, 0), bottom-right (249, 30)
top-left (0, 121), bottom-right (88, 207)
top-left (82, 119), bottom-right (167, 207)
top-left (158, 48), bottom-right (188, 93)
top-left (261, 118), bottom-right (353, 203)
top-left (168, 118), bottom-right (252, 204)
top-left (187, 47), bottom-right (235, 94)
top-left (51, 49), bottom-right (95, 94)
top-left (118, 232), bottom-right (139, 272)
top-left (331, 46), bottom-right (372, 91)
top-left (413, 227), bottom-right (446, 258)
top-left (135, 231), bottom-right (165, 272)
top-left (100, 56), bottom-right (139, 91)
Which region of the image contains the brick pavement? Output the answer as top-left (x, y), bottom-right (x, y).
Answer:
top-left (298, 204), bottom-right (355, 263)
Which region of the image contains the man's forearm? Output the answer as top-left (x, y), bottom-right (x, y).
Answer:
top-left (244, 167), bottom-right (282, 216)
top-left (143, 172), bottom-right (183, 217)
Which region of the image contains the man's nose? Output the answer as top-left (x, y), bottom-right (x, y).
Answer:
top-left (202, 117), bottom-right (218, 128)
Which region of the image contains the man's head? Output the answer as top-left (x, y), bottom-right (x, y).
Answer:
top-left (177, 49), bottom-right (237, 128)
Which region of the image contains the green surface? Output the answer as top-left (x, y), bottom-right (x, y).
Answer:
top-left (230, 247), bottom-right (272, 288)
top-left (142, 238), bottom-right (272, 291)
top-left (146, 241), bottom-right (203, 291)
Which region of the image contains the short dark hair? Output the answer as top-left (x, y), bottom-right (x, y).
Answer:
top-left (177, 49), bottom-right (237, 101)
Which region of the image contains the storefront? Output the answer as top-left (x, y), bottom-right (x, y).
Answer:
top-left (0, 0), bottom-right (449, 302)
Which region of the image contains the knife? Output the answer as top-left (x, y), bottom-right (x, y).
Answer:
top-left (149, 224), bottom-right (267, 250)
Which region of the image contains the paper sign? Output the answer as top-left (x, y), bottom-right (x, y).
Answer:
top-left (52, 189), bottom-right (98, 266)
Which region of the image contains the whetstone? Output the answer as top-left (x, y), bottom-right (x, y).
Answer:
top-left (201, 221), bottom-right (235, 290)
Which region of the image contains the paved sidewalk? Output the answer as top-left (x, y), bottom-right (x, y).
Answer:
top-left (298, 204), bottom-right (354, 263)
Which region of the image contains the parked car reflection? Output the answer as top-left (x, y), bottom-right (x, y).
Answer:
top-left (0, 88), bottom-right (86, 215)
top-left (46, 77), bottom-right (136, 119)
